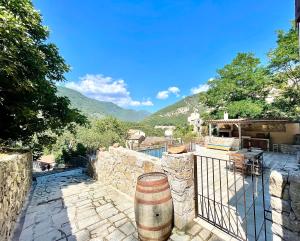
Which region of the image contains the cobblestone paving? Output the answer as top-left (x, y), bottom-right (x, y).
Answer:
top-left (18, 169), bottom-right (224, 241)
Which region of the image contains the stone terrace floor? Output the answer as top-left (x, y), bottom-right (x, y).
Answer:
top-left (15, 169), bottom-right (224, 241)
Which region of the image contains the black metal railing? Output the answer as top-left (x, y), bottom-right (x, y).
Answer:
top-left (194, 154), bottom-right (269, 241)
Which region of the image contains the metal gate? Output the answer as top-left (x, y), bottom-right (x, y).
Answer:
top-left (194, 154), bottom-right (270, 241)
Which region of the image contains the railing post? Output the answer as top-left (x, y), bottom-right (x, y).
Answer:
top-left (194, 154), bottom-right (199, 218)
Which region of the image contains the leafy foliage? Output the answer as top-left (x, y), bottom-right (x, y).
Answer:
top-left (61, 143), bottom-right (88, 167)
top-left (202, 24), bottom-right (300, 121)
top-left (123, 122), bottom-right (164, 137)
top-left (203, 53), bottom-right (270, 119)
top-left (47, 116), bottom-right (167, 162)
top-left (267, 25), bottom-right (300, 120)
top-left (47, 117), bottom-right (129, 161)
top-left (0, 0), bottom-right (87, 148)
top-left (173, 124), bottom-right (196, 142)
top-left (77, 117), bottom-right (128, 150)
top-left (226, 100), bottom-right (264, 119)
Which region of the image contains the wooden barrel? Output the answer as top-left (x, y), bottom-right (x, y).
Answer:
top-left (134, 172), bottom-right (173, 241)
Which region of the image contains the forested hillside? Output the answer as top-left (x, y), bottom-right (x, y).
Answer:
top-left (56, 86), bottom-right (150, 122)
top-left (142, 93), bottom-right (206, 126)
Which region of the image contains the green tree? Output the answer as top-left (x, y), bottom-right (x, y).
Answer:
top-left (203, 53), bottom-right (270, 119)
top-left (46, 117), bottom-right (130, 161)
top-left (78, 117), bottom-right (127, 149)
top-left (173, 124), bottom-right (196, 142)
top-left (123, 121), bottom-right (164, 137)
top-left (267, 25), bottom-right (300, 120)
top-left (0, 0), bottom-right (87, 147)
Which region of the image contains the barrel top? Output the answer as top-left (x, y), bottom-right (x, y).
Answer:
top-left (137, 172), bottom-right (168, 186)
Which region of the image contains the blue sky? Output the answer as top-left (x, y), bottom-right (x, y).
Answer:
top-left (33, 0), bottom-right (294, 112)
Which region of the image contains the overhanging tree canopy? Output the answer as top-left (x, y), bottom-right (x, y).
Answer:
top-left (202, 24), bottom-right (300, 121)
top-left (267, 26), bottom-right (300, 120)
top-left (0, 0), bottom-right (87, 147)
top-left (202, 53), bottom-right (270, 119)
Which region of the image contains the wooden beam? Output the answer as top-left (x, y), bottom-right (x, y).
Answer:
top-left (238, 124), bottom-right (242, 149)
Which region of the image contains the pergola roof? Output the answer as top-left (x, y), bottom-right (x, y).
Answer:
top-left (205, 119), bottom-right (291, 125)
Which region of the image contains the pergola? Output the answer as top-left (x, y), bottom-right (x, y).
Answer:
top-left (205, 119), bottom-right (289, 149)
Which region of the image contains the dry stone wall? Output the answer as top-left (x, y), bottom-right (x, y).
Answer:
top-left (161, 153), bottom-right (195, 230)
top-left (88, 147), bottom-right (162, 197)
top-left (88, 147), bottom-right (197, 230)
top-left (269, 163), bottom-right (300, 240)
top-left (0, 152), bottom-right (32, 241)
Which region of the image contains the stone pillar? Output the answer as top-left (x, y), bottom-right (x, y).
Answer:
top-left (269, 165), bottom-right (300, 240)
top-left (161, 153), bottom-right (195, 231)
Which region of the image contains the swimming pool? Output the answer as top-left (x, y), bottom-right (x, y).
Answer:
top-left (138, 146), bottom-right (166, 158)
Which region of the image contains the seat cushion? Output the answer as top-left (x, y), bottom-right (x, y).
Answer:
top-left (206, 144), bottom-right (231, 151)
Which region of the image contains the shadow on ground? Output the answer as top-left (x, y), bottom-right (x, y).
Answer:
top-left (15, 169), bottom-right (138, 241)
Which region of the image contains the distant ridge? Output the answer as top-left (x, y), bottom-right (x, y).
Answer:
top-left (56, 86), bottom-right (151, 122)
top-left (142, 93), bottom-right (206, 126)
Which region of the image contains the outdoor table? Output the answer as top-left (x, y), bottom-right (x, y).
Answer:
top-left (236, 149), bottom-right (264, 175)
top-left (237, 148), bottom-right (263, 160)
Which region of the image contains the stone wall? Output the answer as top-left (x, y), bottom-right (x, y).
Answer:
top-left (0, 152), bottom-right (32, 241)
top-left (88, 147), bottom-right (196, 230)
top-left (88, 147), bottom-right (162, 197)
top-left (269, 164), bottom-right (300, 240)
top-left (161, 153), bottom-right (195, 230)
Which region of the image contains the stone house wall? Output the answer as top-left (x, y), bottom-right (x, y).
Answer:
top-left (0, 152), bottom-right (32, 241)
top-left (269, 164), bottom-right (300, 240)
top-left (88, 147), bottom-right (196, 230)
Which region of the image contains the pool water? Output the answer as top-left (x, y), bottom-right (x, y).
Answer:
top-left (139, 147), bottom-right (166, 158)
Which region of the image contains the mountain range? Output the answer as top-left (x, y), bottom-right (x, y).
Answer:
top-left (141, 94), bottom-right (206, 126)
top-left (57, 86), bottom-right (204, 125)
top-left (56, 86), bottom-right (150, 122)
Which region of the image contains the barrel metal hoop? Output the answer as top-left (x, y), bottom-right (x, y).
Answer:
top-left (137, 172), bottom-right (168, 187)
top-left (137, 177), bottom-right (168, 187)
top-left (136, 219), bottom-right (172, 231)
top-left (138, 230), bottom-right (172, 241)
top-left (136, 184), bottom-right (170, 193)
top-left (135, 195), bottom-right (172, 205)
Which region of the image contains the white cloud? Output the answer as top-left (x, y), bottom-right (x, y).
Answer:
top-left (156, 86), bottom-right (180, 99)
top-left (190, 84), bottom-right (209, 94)
top-left (168, 86), bottom-right (180, 96)
top-left (65, 74), bottom-right (153, 107)
top-left (156, 90), bottom-right (169, 99)
top-left (190, 79), bottom-right (213, 95)
top-left (190, 78), bottom-right (214, 94)
top-left (130, 99), bottom-right (153, 106)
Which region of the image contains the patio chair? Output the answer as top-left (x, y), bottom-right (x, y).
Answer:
top-left (229, 153), bottom-right (250, 175)
top-left (272, 144), bottom-right (279, 152)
